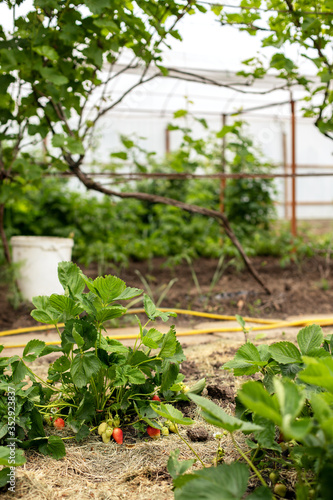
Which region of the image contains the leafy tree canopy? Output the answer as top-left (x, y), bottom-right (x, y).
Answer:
top-left (215, 0), bottom-right (333, 138)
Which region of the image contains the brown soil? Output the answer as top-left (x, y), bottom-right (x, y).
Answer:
top-left (1, 255), bottom-right (333, 332)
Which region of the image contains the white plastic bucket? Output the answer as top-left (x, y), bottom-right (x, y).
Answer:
top-left (10, 236), bottom-right (74, 302)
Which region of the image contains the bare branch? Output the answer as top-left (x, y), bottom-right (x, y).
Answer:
top-left (80, 72), bottom-right (160, 141)
top-left (165, 67), bottom-right (295, 94)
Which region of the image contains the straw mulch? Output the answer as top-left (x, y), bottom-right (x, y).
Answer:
top-left (1, 339), bottom-right (254, 499)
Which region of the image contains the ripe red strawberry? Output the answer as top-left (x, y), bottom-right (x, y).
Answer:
top-left (147, 426), bottom-right (160, 439)
top-left (152, 395), bottom-right (161, 402)
top-left (53, 418), bottom-right (65, 429)
top-left (112, 427), bottom-right (123, 444)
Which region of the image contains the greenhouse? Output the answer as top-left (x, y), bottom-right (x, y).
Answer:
top-left (0, 1), bottom-right (333, 499)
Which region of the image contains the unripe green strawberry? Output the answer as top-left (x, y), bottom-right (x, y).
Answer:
top-left (98, 422), bottom-right (107, 435)
top-left (102, 432), bottom-right (111, 444)
top-left (105, 427), bottom-right (113, 438)
top-left (280, 442), bottom-right (288, 452)
top-left (165, 420), bottom-right (178, 433)
top-left (217, 447), bottom-right (225, 457)
top-left (274, 484), bottom-right (287, 497)
top-left (44, 415), bottom-right (52, 426)
top-left (161, 426), bottom-right (169, 436)
top-left (113, 415), bottom-right (120, 428)
top-left (269, 472), bottom-right (279, 484)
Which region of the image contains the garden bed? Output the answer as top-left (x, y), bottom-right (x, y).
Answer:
top-left (1, 255), bottom-right (333, 332)
top-left (0, 330), bottom-right (298, 500)
top-left (1, 256), bottom-right (333, 499)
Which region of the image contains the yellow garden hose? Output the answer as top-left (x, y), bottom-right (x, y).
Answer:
top-left (0, 308), bottom-right (280, 339)
top-left (0, 324), bottom-right (65, 337)
top-left (127, 308), bottom-right (281, 325)
top-left (0, 308), bottom-right (332, 349)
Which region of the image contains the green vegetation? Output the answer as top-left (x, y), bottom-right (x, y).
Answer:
top-left (2, 117), bottom-right (331, 272)
top-left (168, 321), bottom-right (333, 499)
top-left (0, 262), bottom-right (204, 487)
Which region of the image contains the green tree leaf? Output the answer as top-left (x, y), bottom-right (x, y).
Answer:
top-left (39, 67), bottom-right (69, 85)
top-left (66, 137), bottom-right (85, 155)
top-left (174, 109), bottom-right (188, 118)
top-left (33, 45), bottom-right (59, 61)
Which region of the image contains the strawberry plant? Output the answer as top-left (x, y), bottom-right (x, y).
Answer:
top-left (168, 322), bottom-right (333, 499)
top-left (0, 261), bottom-right (205, 489)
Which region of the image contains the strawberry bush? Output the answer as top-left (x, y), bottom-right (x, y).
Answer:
top-left (168, 322), bottom-right (333, 499)
top-left (0, 262), bottom-right (204, 487)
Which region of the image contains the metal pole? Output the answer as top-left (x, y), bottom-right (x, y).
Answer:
top-left (165, 127), bottom-right (170, 154)
top-left (220, 114), bottom-right (227, 213)
top-left (290, 99), bottom-right (297, 236)
top-left (282, 130), bottom-right (288, 219)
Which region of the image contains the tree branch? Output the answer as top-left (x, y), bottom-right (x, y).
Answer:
top-left (69, 163), bottom-right (271, 295)
top-left (0, 204), bottom-right (11, 265)
top-left (165, 67), bottom-right (295, 94)
top-left (80, 72), bottom-right (160, 141)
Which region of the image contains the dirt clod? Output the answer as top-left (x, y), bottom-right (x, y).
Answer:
top-left (206, 384), bottom-right (234, 401)
top-left (186, 427), bottom-right (209, 442)
top-left (179, 360), bottom-right (201, 378)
